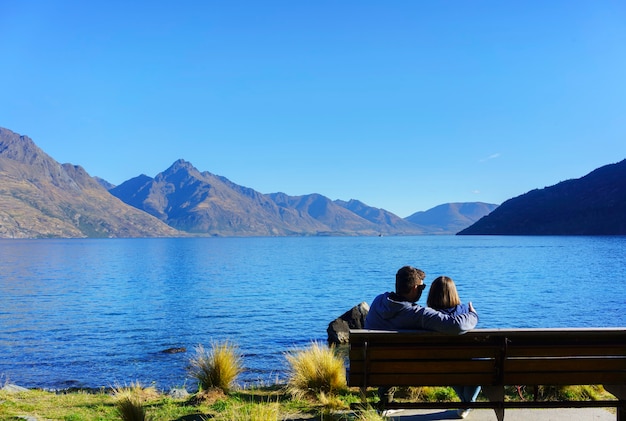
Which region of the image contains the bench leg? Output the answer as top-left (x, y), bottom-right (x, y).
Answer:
top-left (604, 386), bottom-right (626, 421)
top-left (481, 386), bottom-right (505, 421)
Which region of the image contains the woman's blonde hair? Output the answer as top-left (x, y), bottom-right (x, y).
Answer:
top-left (427, 276), bottom-right (461, 310)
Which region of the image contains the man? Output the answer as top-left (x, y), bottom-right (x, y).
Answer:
top-left (364, 266), bottom-right (479, 408)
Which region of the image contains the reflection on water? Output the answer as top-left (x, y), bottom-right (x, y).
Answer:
top-left (1, 236), bottom-right (625, 390)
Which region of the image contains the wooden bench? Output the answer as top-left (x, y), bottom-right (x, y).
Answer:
top-left (348, 328), bottom-right (626, 420)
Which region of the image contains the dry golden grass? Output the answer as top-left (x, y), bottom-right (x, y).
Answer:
top-left (188, 341), bottom-right (243, 393)
top-left (285, 341), bottom-right (347, 399)
top-left (116, 396), bottom-right (149, 421)
top-left (113, 381), bottom-right (160, 401)
top-left (113, 382), bottom-right (159, 421)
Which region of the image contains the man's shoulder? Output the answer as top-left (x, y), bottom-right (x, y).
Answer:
top-left (372, 291), bottom-right (392, 301)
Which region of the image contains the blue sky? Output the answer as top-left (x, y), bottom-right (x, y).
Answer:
top-left (1, 1), bottom-right (625, 217)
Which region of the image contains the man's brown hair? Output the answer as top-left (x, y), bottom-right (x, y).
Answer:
top-left (395, 266), bottom-right (425, 296)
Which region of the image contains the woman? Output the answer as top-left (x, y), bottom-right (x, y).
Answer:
top-left (427, 276), bottom-right (481, 419)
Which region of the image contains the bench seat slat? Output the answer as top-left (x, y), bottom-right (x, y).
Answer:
top-left (504, 371), bottom-right (626, 385)
top-left (507, 346), bottom-right (626, 358)
top-left (505, 357), bottom-right (626, 372)
top-left (350, 359), bottom-right (496, 375)
top-left (349, 373), bottom-right (497, 387)
top-left (349, 347), bottom-right (499, 360)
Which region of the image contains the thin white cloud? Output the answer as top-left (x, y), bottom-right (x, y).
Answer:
top-left (480, 153), bottom-right (501, 162)
top-left (472, 190), bottom-right (481, 194)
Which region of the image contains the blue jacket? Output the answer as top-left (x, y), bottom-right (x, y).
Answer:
top-left (438, 303), bottom-right (472, 317)
top-left (364, 292), bottom-right (478, 334)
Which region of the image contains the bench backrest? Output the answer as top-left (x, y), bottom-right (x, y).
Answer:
top-left (348, 328), bottom-right (626, 389)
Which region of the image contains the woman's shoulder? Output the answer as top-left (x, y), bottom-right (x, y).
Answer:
top-left (440, 303), bottom-right (470, 315)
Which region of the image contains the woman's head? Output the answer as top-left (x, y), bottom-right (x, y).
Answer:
top-left (427, 276), bottom-right (461, 310)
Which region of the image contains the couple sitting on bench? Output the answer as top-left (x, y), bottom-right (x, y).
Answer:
top-left (365, 265), bottom-right (480, 419)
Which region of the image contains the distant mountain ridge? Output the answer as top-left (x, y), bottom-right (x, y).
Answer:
top-left (406, 202), bottom-right (499, 235)
top-left (458, 159), bottom-right (626, 235)
top-left (110, 159), bottom-right (427, 236)
top-left (0, 127), bottom-right (182, 238)
top-left (0, 126), bottom-right (497, 238)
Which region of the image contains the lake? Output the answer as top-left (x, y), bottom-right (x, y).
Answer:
top-left (1, 236), bottom-right (625, 391)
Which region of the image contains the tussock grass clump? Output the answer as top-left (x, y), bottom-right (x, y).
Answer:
top-left (189, 341), bottom-right (243, 393)
top-left (113, 382), bottom-right (158, 421)
top-left (285, 341), bottom-right (347, 399)
top-left (116, 396), bottom-right (150, 421)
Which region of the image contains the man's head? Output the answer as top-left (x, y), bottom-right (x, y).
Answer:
top-left (395, 265), bottom-right (426, 302)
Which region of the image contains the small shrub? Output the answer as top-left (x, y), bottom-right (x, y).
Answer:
top-left (285, 342), bottom-right (347, 399)
top-left (189, 341), bottom-right (243, 393)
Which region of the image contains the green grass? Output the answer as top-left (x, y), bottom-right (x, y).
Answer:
top-left (512, 385), bottom-right (608, 401)
top-left (212, 399), bottom-right (280, 421)
top-left (0, 384), bottom-right (617, 420)
top-left (402, 386), bottom-right (459, 402)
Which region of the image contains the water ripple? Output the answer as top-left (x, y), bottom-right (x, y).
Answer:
top-left (1, 236), bottom-right (625, 390)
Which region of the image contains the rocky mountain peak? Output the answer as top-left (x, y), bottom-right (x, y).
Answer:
top-left (0, 127), bottom-right (182, 238)
top-left (0, 127), bottom-right (43, 163)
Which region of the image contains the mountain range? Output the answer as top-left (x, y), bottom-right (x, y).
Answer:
top-left (108, 159), bottom-right (496, 237)
top-left (458, 158), bottom-right (626, 235)
top-left (0, 127), bottom-right (494, 238)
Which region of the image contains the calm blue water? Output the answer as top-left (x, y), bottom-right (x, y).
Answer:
top-left (1, 236), bottom-right (625, 391)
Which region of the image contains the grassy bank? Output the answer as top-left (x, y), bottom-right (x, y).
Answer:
top-left (1, 341), bottom-right (616, 420)
top-left (0, 384), bottom-right (615, 421)
top-left (0, 384), bottom-right (349, 421)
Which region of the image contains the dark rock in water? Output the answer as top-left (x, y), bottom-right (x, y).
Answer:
top-left (327, 302), bottom-right (369, 345)
top-left (161, 347), bottom-right (187, 354)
